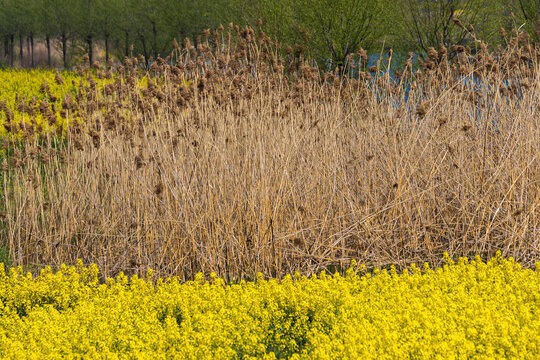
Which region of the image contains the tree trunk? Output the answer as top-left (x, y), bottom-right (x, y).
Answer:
top-left (3, 36), bottom-right (8, 59)
top-left (30, 35), bottom-right (34, 68)
top-left (9, 34), bottom-right (14, 67)
top-left (61, 32), bottom-right (68, 69)
top-left (19, 34), bottom-right (23, 67)
top-left (140, 34), bottom-right (149, 65)
top-left (125, 30), bottom-right (129, 57)
top-left (105, 34), bottom-right (110, 62)
top-left (46, 35), bottom-right (51, 67)
top-left (87, 36), bottom-right (93, 65)
top-left (152, 21), bottom-right (158, 59)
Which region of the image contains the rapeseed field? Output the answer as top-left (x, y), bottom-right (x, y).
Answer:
top-left (0, 68), bottom-right (98, 139)
top-left (0, 21), bottom-right (539, 358)
top-left (0, 253), bottom-right (539, 359)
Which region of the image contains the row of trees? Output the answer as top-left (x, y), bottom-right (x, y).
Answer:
top-left (0, 0), bottom-right (538, 69)
top-left (0, 0), bottom-right (229, 68)
top-left (245, 0), bottom-right (539, 70)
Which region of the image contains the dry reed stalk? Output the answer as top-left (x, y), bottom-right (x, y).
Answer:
top-left (0, 26), bottom-right (539, 280)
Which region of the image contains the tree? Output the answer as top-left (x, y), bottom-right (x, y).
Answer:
top-left (0, 0), bottom-right (11, 65)
top-left (96, 0), bottom-right (121, 62)
top-left (299, 0), bottom-right (384, 70)
top-left (228, 0), bottom-right (389, 72)
top-left (231, 0), bottom-right (297, 44)
top-left (49, 0), bottom-right (77, 68)
top-left (10, 0), bottom-right (39, 67)
top-left (399, 0), bottom-right (489, 56)
top-left (39, 0), bottom-right (58, 67)
top-left (74, 0), bottom-right (100, 64)
top-left (128, 0), bottom-right (161, 62)
top-left (0, 0), bottom-right (18, 66)
top-left (114, 0), bottom-right (136, 58)
top-left (22, 0), bottom-right (40, 67)
top-left (161, 0), bottom-right (206, 49)
top-left (512, 0), bottom-right (540, 41)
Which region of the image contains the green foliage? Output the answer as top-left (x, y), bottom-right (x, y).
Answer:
top-left (0, 246), bottom-right (11, 269)
top-left (234, 0), bottom-right (393, 71)
top-left (398, 0), bottom-right (486, 55)
top-left (510, 0), bottom-right (540, 41)
top-left (293, 0), bottom-right (385, 70)
top-left (0, 0), bottom-right (536, 68)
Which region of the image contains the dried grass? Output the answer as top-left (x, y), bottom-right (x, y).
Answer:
top-left (1, 25), bottom-right (539, 280)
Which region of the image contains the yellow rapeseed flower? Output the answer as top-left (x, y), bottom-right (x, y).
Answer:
top-left (0, 252), bottom-right (539, 358)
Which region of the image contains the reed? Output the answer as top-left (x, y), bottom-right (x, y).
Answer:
top-left (0, 24), bottom-right (539, 281)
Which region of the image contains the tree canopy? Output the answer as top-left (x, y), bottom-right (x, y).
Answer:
top-left (0, 0), bottom-right (536, 68)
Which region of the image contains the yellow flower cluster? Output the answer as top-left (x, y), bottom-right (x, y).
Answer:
top-left (0, 253), bottom-right (539, 359)
top-left (0, 69), bottom-right (111, 139)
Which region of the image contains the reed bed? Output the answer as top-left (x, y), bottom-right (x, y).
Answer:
top-left (0, 25), bottom-right (539, 280)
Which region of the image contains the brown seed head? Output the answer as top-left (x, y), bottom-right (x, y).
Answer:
top-left (184, 38), bottom-right (192, 50)
top-left (439, 45), bottom-right (448, 60)
top-left (89, 129), bottom-right (100, 148)
top-left (154, 181), bottom-right (163, 195)
top-left (518, 31), bottom-right (530, 44)
top-left (437, 117), bottom-right (447, 129)
top-left (134, 154), bottom-right (145, 169)
top-left (428, 47), bottom-right (438, 62)
top-left (357, 48), bottom-right (368, 62)
top-left (40, 81), bottom-right (50, 94)
top-left (55, 72), bottom-right (64, 85)
top-left (453, 18), bottom-right (463, 28)
top-left (292, 238), bottom-right (304, 248)
top-left (416, 102), bottom-right (428, 117)
top-left (124, 56), bottom-right (133, 68)
top-left (61, 94), bottom-right (76, 110)
top-left (285, 45), bottom-right (293, 55)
